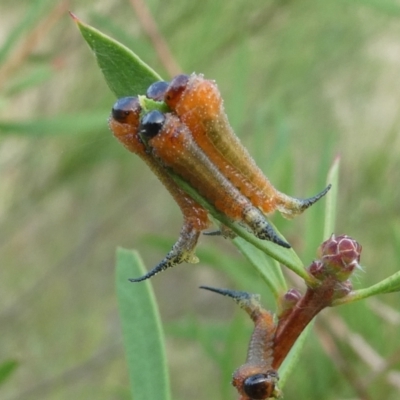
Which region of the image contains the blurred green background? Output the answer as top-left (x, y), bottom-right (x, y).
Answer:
top-left (1, 0), bottom-right (400, 399)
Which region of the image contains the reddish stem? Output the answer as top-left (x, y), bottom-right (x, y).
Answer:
top-left (272, 278), bottom-right (338, 370)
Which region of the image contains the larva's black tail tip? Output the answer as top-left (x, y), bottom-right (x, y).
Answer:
top-left (301, 184), bottom-right (332, 209)
top-left (128, 276), bottom-right (150, 283)
top-left (128, 268), bottom-right (161, 282)
top-left (320, 183), bottom-right (332, 198)
top-left (257, 224), bottom-right (291, 248)
top-left (199, 285), bottom-right (224, 294)
top-left (200, 285), bottom-right (252, 300)
top-left (203, 230), bottom-right (222, 236)
top-left (274, 237), bottom-right (291, 249)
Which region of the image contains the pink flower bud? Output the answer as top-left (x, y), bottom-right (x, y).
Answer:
top-left (308, 260), bottom-right (325, 279)
top-left (281, 288), bottom-right (302, 311)
top-left (332, 280), bottom-right (353, 300)
top-left (318, 234), bottom-right (362, 281)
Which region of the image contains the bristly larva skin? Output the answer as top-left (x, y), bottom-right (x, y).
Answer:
top-left (162, 73), bottom-right (331, 219)
top-left (141, 111), bottom-right (289, 248)
top-left (109, 97), bottom-right (210, 282)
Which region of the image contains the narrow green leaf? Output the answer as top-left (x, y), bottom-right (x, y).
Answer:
top-left (0, 112), bottom-right (107, 136)
top-left (116, 248), bottom-right (171, 400)
top-left (0, 360), bottom-right (18, 386)
top-left (71, 14), bottom-right (162, 98)
top-left (334, 269), bottom-right (400, 306)
top-left (323, 156), bottom-right (340, 239)
top-left (233, 237), bottom-right (287, 300)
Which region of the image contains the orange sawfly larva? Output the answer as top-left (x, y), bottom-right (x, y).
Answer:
top-left (148, 73), bottom-right (331, 219)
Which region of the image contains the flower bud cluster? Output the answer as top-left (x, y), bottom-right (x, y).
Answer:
top-left (312, 234), bottom-right (362, 282)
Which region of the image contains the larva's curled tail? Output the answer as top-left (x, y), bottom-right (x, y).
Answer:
top-left (129, 222), bottom-right (201, 282)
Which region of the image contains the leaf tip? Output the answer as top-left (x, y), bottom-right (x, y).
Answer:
top-left (333, 153), bottom-right (341, 163)
top-left (69, 11), bottom-right (80, 23)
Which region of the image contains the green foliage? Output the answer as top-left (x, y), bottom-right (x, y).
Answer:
top-left (73, 14), bottom-right (162, 98)
top-left (232, 237), bottom-right (287, 299)
top-left (0, 113), bottom-right (107, 136)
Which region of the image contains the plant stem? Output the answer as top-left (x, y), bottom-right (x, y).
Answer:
top-left (273, 278), bottom-right (338, 369)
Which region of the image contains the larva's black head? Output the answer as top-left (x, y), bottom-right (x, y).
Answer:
top-left (111, 97), bottom-right (140, 123)
top-left (139, 110), bottom-right (166, 140)
top-left (164, 74), bottom-right (190, 107)
top-left (146, 81), bottom-right (169, 101)
top-left (243, 373), bottom-right (278, 399)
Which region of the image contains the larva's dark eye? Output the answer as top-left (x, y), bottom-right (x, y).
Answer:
top-left (146, 81), bottom-right (169, 101)
top-left (111, 97), bottom-right (139, 123)
top-left (139, 110), bottom-right (166, 139)
top-left (243, 373), bottom-right (276, 399)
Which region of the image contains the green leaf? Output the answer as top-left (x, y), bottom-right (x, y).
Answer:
top-left (334, 269), bottom-right (400, 306)
top-left (116, 248), bottom-right (171, 400)
top-left (0, 360), bottom-right (18, 386)
top-left (233, 237), bottom-right (287, 300)
top-left (323, 156), bottom-right (340, 239)
top-left (72, 14), bottom-right (162, 98)
top-left (278, 324), bottom-right (313, 388)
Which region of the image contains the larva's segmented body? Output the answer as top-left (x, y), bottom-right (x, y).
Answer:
top-left (161, 73), bottom-right (331, 218)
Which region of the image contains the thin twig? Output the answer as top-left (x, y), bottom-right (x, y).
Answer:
top-left (129, 0), bottom-right (181, 77)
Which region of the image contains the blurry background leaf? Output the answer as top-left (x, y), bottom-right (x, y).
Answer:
top-left (323, 156), bottom-right (340, 239)
top-left (0, 113), bottom-right (107, 136)
top-left (0, 0), bottom-right (54, 63)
